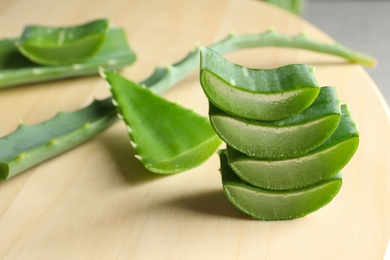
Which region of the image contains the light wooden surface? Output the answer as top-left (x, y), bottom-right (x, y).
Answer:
top-left (0, 0), bottom-right (389, 259)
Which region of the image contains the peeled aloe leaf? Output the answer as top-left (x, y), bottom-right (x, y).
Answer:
top-left (200, 47), bottom-right (321, 121)
top-left (0, 99), bottom-right (116, 180)
top-left (219, 151), bottom-right (342, 220)
top-left (210, 86), bottom-right (341, 159)
top-left (226, 105), bottom-right (359, 190)
top-left (0, 27), bottom-right (136, 88)
top-left (15, 19), bottom-right (109, 65)
top-left (0, 29), bottom-right (375, 179)
top-left (104, 71), bottom-right (222, 174)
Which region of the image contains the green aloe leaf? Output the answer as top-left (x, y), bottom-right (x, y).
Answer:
top-left (200, 46), bottom-right (321, 121)
top-left (266, 0), bottom-right (304, 15)
top-left (219, 151), bottom-right (342, 220)
top-left (226, 105), bottom-right (359, 190)
top-left (209, 86), bottom-right (341, 159)
top-left (0, 99), bottom-right (116, 180)
top-left (15, 19), bottom-right (109, 65)
top-left (104, 71), bottom-right (222, 174)
top-left (0, 27), bottom-right (136, 88)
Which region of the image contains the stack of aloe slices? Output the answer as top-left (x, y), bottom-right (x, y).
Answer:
top-left (200, 47), bottom-right (359, 220)
top-left (0, 19), bottom-right (136, 88)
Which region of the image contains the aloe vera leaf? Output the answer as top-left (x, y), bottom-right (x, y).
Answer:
top-left (266, 0), bottom-right (304, 15)
top-left (15, 19), bottom-right (109, 66)
top-left (200, 47), bottom-right (321, 121)
top-left (219, 151), bottom-right (342, 220)
top-left (0, 30), bottom-right (375, 179)
top-left (0, 99), bottom-right (116, 180)
top-left (104, 71), bottom-right (222, 174)
top-left (141, 29), bottom-right (376, 94)
top-left (0, 27), bottom-right (136, 88)
top-left (226, 105), bottom-right (359, 190)
top-left (209, 87), bottom-right (341, 159)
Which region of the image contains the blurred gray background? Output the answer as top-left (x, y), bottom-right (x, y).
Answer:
top-left (302, 0), bottom-right (390, 105)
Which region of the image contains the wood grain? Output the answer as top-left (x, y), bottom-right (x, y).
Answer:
top-left (0, 0), bottom-right (389, 259)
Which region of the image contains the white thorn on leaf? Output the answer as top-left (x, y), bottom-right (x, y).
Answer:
top-left (126, 125), bottom-right (132, 133)
top-left (130, 140), bottom-right (137, 148)
top-left (98, 67), bottom-right (107, 79)
top-left (32, 68), bottom-right (43, 75)
top-left (111, 99), bottom-right (118, 107)
top-left (72, 64), bottom-right (82, 70)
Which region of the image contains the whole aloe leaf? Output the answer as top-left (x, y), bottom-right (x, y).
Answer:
top-left (0, 29), bottom-right (376, 180)
top-left (104, 71), bottom-right (222, 174)
top-left (0, 27), bottom-right (136, 88)
top-left (16, 19), bottom-right (109, 65)
top-left (266, 0), bottom-right (304, 15)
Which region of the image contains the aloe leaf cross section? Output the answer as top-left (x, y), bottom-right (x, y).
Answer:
top-left (219, 151), bottom-right (342, 220)
top-left (200, 46), bottom-right (321, 121)
top-left (209, 86), bottom-right (341, 159)
top-left (16, 19), bottom-right (109, 65)
top-left (226, 105), bottom-right (359, 190)
top-left (0, 20), bottom-right (136, 88)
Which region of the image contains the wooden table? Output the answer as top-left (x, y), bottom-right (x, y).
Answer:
top-left (0, 0), bottom-right (389, 259)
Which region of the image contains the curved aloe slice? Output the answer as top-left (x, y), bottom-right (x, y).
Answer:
top-left (0, 27), bottom-right (136, 88)
top-left (210, 86), bottom-right (341, 159)
top-left (104, 71), bottom-right (222, 174)
top-left (219, 151), bottom-right (342, 220)
top-left (227, 105), bottom-right (359, 190)
top-left (200, 47), bottom-right (321, 121)
top-left (15, 19), bottom-right (109, 65)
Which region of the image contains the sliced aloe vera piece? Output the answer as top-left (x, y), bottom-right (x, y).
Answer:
top-left (104, 71), bottom-right (222, 174)
top-left (200, 47), bottom-right (321, 121)
top-left (210, 87), bottom-right (340, 159)
top-left (0, 27), bottom-right (136, 88)
top-left (15, 19), bottom-right (109, 65)
top-left (219, 151), bottom-right (342, 220)
top-left (227, 105), bottom-right (358, 190)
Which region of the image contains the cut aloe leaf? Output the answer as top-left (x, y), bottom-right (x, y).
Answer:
top-left (0, 27), bottom-right (136, 88)
top-left (104, 71), bottom-right (222, 174)
top-left (15, 19), bottom-right (109, 65)
top-left (200, 46), bottom-right (321, 121)
top-left (0, 99), bottom-right (116, 180)
top-left (226, 105), bottom-right (359, 190)
top-left (219, 151), bottom-right (342, 220)
top-left (210, 86), bottom-right (341, 159)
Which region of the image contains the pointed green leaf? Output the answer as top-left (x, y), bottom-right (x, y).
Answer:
top-left (210, 87), bottom-right (341, 159)
top-left (15, 19), bottom-right (109, 65)
top-left (219, 151), bottom-right (342, 220)
top-left (104, 71), bottom-right (222, 174)
top-left (227, 105), bottom-right (359, 190)
top-left (200, 46), bottom-right (321, 121)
